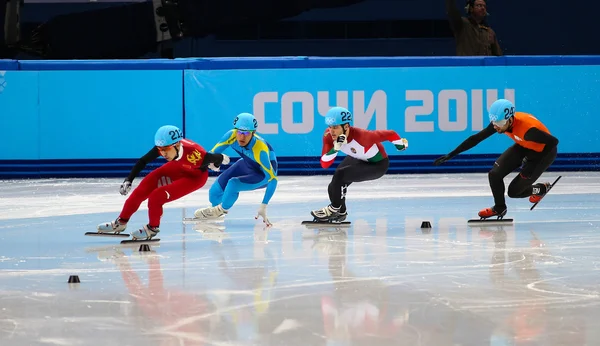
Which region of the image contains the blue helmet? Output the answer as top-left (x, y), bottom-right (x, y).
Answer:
top-left (488, 99), bottom-right (515, 125)
top-left (325, 107), bottom-right (353, 127)
top-left (233, 113), bottom-right (258, 131)
top-left (154, 125), bottom-right (183, 147)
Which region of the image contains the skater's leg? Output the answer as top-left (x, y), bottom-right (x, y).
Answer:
top-left (119, 165), bottom-right (170, 221)
top-left (206, 160), bottom-right (248, 207)
top-left (196, 175), bottom-right (266, 219)
top-left (487, 145), bottom-right (525, 212)
top-left (313, 157), bottom-right (389, 221)
top-left (327, 157), bottom-right (389, 211)
top-left (208, 182), bottom-right (225, 207)
top-left (98, 166), bottom-right (168, 233)
top-left (147, 173), bottom-right (208, 227)
top-left (221, 173), bottom-right (266, 210)
top-left (507, 147), bottom-right (557, 199)
top-left (195, 161), bottom-right (265, 219)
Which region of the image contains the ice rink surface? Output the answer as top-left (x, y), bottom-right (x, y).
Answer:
top-left (1, 172), bottom-right (600, 345)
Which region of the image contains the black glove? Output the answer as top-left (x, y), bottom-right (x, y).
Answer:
top-left (433, 155), bottom-right (451, 166)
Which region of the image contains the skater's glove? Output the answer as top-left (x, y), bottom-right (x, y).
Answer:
top-left (333, 134), bottom-right (347, 151)
top-left (433, 154), bottom-right (451, 166)
top-left (395, 138), bottom-right (408, 151)
top-left (119, 180), bottom-right (132, 196)
top-left (221, 154), bottom-right (230, 165)
top-left (208, 154), bottom-right (230, 172)
top-left (255, 203), bottom-right (272, 227)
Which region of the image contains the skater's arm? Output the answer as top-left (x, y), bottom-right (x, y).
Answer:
top-left (209, 130), bottom-right (236, 154)
top-left (126, 147), bottom-right (160, 182)
top-left (262, 178), bottom-right (278, 205)
top-left (320, 128), bottom-right (338, 169)
top-left (524, 127), bottom-right (559, 158)
top-left (257, 147), bottom-right (278, 204)
top-left (448, 123), bottom-right (496, 157)
top-left (366, 129), bottom-right (408, 150)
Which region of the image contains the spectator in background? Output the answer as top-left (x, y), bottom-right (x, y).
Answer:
top-left (445, 0), bottom-right (502, 56)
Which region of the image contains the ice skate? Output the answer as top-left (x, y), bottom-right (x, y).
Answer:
top-left (85, 218), bottom-right (131, 237)
top-left (468, 206), bottom-right (513, 225)
top-left (530, 176), bottom-right (562, 211)
top-left (478, 206), bottom-right (507, 220)
top-left (193, 204), bottom-right (227, 220)
top-left (130, 224), bottom-right (160, 241)
top-left (529, 182), bottom-right (551, 203)
top-left (310, 205), bottom-right (347, 222)
top-left (97, 218), bottom-right (127, 234)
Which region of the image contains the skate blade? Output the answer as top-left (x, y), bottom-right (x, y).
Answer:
top-left (302, 221), bottom-right (351, 229)
top-left (120, 238), bottom-right (160, 244)
top-left (85, 232), bottom-right (130, 238)
top-left (467, 218), bottom-right (513, 226)
top-left (530, 175), bottom-right (562, 211)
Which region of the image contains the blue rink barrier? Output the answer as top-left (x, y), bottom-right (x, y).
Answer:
top-left (0, 153), bottom-right (598, 179)
top-left (1, 56), bottom-right (599, 179)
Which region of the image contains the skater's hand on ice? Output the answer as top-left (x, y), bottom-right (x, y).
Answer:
top-left (255, 203), bottom-right (272, 227)
top-left (395, 138), bottom-right (408, 151)
top-left (433, 155), bottom-right (451, 166)
top-left (119, 180), bottom-right (132, 196)
top-left (333, 134), bottom-right (347, 151)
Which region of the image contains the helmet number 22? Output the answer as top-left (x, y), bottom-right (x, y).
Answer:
top-left (341, 111), bottom-right (352, 122)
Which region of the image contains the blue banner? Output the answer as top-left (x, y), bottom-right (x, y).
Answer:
top-left (0, 71), bottom-right (40, 160)
top-left (184, 66), bottom-right (600, 157)
top-left (0, 70), bottom-right (183, 160)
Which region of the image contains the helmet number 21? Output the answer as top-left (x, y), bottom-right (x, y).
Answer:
top-left (169, 129), bottom-right (183, 141)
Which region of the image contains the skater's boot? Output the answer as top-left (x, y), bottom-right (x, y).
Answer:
top-left (529, 182), bottom-right (551, 203)
top-left (97, 217), bottom-right (127, 234)
top-left (131, 224), bottom-right (160, 240)
top-left (310, 204), bottom-right (348, 222)
top-left (478, 205), bottom-right (507, 219)
top-left (194, 204), bottom-right (227, 219)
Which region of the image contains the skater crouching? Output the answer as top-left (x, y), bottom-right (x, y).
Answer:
top-left (433, 99), bottom-right (559, 219)
top-left (97, 125), bottom-right (227, 240)
top-left (310, 107), bottom-right (409, 223)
